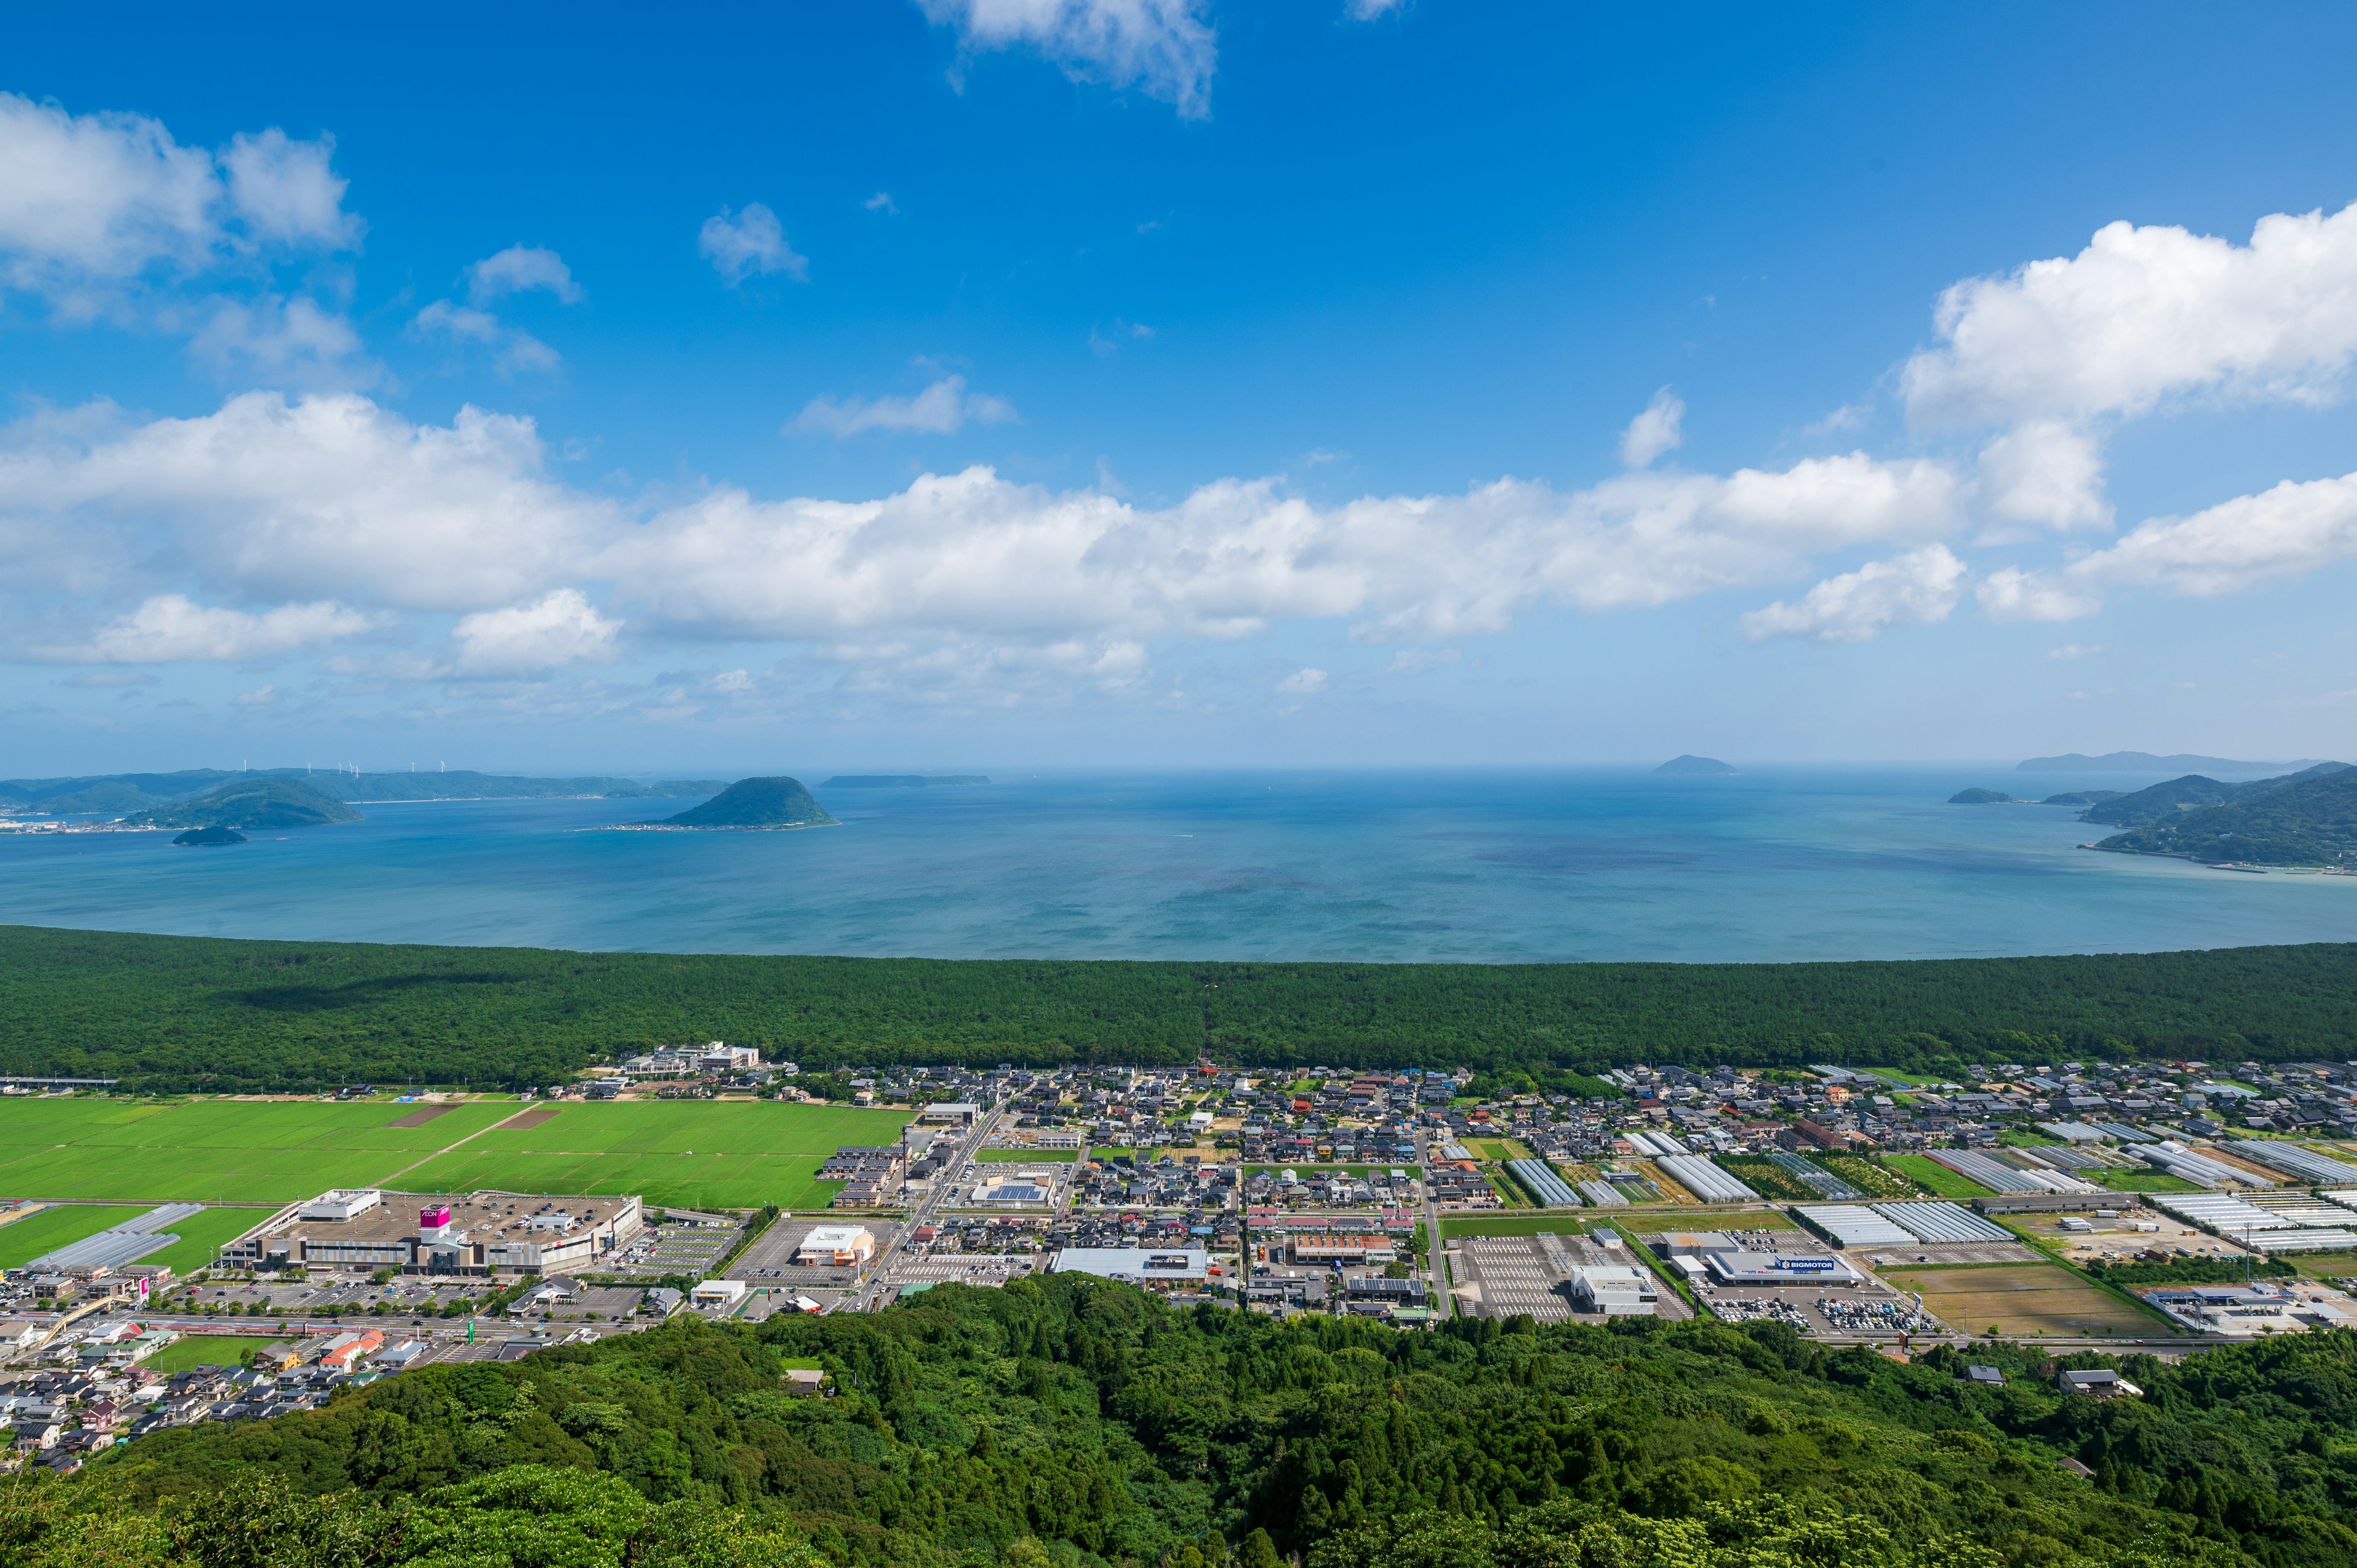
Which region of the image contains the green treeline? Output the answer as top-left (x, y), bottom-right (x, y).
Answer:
top-left (22, 1276), bottom-right (2357, 1567)
top-left (3, 925), bottom-right (2355, 1091)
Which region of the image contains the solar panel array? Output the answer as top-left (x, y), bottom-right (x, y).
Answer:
top-left (1874, 1200), bottom-right (2013, 1243)
top-left (1508, 1158), bottom-right (1584, 1208)
top-left (2227, 1141), bottom-right (2357, 1184)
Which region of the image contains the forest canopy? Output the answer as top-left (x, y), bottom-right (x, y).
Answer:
top-left (1, 924), bottom-right (2353, 1092)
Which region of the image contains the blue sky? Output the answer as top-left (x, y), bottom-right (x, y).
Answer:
top-left (6, 2), bottom-right (2357, 775)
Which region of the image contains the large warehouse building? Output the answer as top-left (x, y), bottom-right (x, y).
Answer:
top-left (220, 1190), bottom-right (643, 1277)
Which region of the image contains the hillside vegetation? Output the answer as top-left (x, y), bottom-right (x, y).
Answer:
top-left (2096, 770), bottom-right (2357, 869)
top-left (1, 768), bottom-right (724, 816)
top-left (119, 778), bottom-right (363, 831)
top-left (2081, 763), bottom-right (2351, 830)
top-left (1, 925), bottom-right (2353, 1091)
top-left (16, 1277), bottom-right (2357, 1568)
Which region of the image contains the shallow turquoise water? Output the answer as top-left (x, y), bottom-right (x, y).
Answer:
top-left (2, 768), bottom-right (2352, 961)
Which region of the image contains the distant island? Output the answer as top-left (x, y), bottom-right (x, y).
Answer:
top-left (172, 825), bottom-right (247, 847)
top-left (0, 767), bottom-right (724, 817)
top-left (2088, 764), bottom-right (2357, 869)
top-left (633, 776), bottom-right (839, 830)
top-left (822, 775), bottom-right (991, 788)
top-left (1948, 787), bottom-right (2124, 806)
top-left (1654, 755), bottom-right (1737, 776)
top-left (2017, 751), bottom-right (2329, 775)
top-left (122, 777), bottom-right (362, 831)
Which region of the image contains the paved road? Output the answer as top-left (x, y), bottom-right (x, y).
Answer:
top-left (838, 1102), bottom-right (1008, 1311)
top-left (1417, 1130), bottom-right (1453, 1318)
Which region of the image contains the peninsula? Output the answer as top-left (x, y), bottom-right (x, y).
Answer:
top-left (635, 775), bottom-right (838, 830)
top-left (2091, 765), bottom-right (2357, 869)
top-left (120, 776), bottom-right (362, 831)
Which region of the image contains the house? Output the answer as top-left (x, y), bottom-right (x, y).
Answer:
top-left (2057, 1369), bottom-right (2142, 1399)
top-left (0, 1321), bottom-right (42, 1353)
top-left (10, 1420), bottom-right (61, 1451)
top-left (643, 1288), bottom-right (684, 1317)
top-left (253, 1342), bottom-right (305, 1373)
top-left (1962, 1365), bottom-right (2004, 1386)
top-left (783, 1367), bottom-right (827, 1395)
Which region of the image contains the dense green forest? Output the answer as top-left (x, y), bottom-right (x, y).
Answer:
top-left (3, 925), bottom-right (2355, 1092)
top-left (16, 1276), bottom-right (2357, 1567)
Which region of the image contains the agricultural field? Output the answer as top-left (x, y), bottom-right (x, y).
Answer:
top-left (1713, 1156), bottom-right (1813, 1201)
top-left (1884, 1262), bottom-right (2162, 1337)
top-left (144, 1207), bottom-right (280, 1273)
top-left (0, 1096), bottom-right (912, 1211)
top-left (394, 1101), bottom-right (915, 1210)
top-left (1820, 1155), bottom-right (1932, 1199)
top-left (141, 1335), bottom-right (282, 1374)
top-left (2083, 1166), bottom-right (2204, 1194)
top-left (1881, 1154), bottom-right (1990, 1200)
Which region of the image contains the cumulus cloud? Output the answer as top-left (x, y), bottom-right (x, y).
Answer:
top-left (1975, 566), bottom-right (2100, 623)
top-left (411, 298), bottom-right (560, 375)
top-left (1274, 667), bottom-right (1328, 695)
top-left (465, 244), bottom-right (582, 305)
top-left (0, 93), bottom-right (357, 311)
top-left (918, 0), bottom-right (1218, 119)
top-left (1739, 546), bottom-right (1967, 643)
top-left (190, 294), bottom-right (374, 386)
top-left (2065, 469), bottom-right (2357, 598)
top-left (1975, 420), bottom-right (2110, 531)
top-left (1619, 387), bottom-right (1684, 468)
top-left (47, 593), bottom-right (381, 663)
top-left (0, 391), bottom-right (609, 614)
top-left (450, 588), bottom-right (620, 676)
top-left (1903, 202), bottom-right (2357, 426)
top-left (790, 375), bottom-right (1018, 436)
top-left (699, 203), bottom-right (807, 285)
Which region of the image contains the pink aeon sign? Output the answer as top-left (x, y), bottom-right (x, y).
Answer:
top-left (421, 1204), bottom-right (452, 1227)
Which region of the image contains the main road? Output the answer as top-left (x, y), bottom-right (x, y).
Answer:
top-left (837, 1099), bottom-right (1010, 1311)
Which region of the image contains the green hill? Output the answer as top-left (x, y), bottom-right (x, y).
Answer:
top-left (1947, 788), bottom-right (2029, 804)
top-left (1, 768), bottom-right (722, 816)
top-left (2081, 762), bottom-right (2350, 828)
top-left (33, 1278), bottom-right (2357, 1568)
top-left (653, 776), bottom-right (838, 829)
top-left (2095, 767), bottom-right (2357, 868)
top-left (120, 776), bottom-right (363, 830)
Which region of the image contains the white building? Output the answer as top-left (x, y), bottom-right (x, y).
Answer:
top-left (692, 1279), bottom-right (749, 1308)
top-left (699, 1043), bottom-right (761, 1073)
top-left (300, 1190), bottom-right (382, 1222)
top-left (1048, 1248), bottom-right (1209, 1287)
top-left (1703, 1250), bottom-right (1863, 1287)
top-left (1568, 1265), bottom-right (1660, 1316)
top-left (796, 1225), bottom-right (877, 1266)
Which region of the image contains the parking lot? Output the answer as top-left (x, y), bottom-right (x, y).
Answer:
top-left (726, 1217), bottom-right (894, 1288)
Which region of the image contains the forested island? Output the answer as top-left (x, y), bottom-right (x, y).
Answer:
top-left (120, 777), bottom-right (362, 831)
top-left (19, 1276), bottom-right (2357, 1568)
top-left (2, 924), bottom-right (2352, 1092)
top-left (635, 776), bottom-right (839, 830)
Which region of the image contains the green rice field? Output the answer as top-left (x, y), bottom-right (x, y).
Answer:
top-left (0, 1097), bottom-right (914, 1211)
top-left (0, 1203), bottom-right (150, 1268)
top-left (141, 1335), bottom-right (282, 1373)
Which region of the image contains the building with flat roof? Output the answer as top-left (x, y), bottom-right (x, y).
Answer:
top-left (1568, 1265), bottom-right (1660, 1315)
top-left (221, 1191), bottom-right (642, 1278)
top-left (1048, 1248), bottom-right (1209, 1287)
top-left (795, 1225), bottom-right (877, 1266)
top-left (920, 1103), bottom-right (981, 1126)
top-left (1702, 1250), bottom-right (1862, 1287)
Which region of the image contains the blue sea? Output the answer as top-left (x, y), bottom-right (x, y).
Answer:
top-left (2, 768), bottom-right (2353, 962)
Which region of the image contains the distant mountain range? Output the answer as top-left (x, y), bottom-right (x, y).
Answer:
top-left (2091, 765), bottom-right (2357, 868)
top-left (2017, 751), bottom-right (2330, 775)
top-left (0, 768), bottom-right (725, 816)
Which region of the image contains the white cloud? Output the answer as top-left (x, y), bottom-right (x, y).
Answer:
top-left (699, 203), bottom-right (807, 285)
top-left (2064, 468), bottom-right (2357, 598)
top-left (234, 683), bottom-right (281, 708)
top-left (865, 192), bottom-right (899, 215)
top-left (1345, 0), bottom-right (1406, 17)
top-left (1975, 420), bottom-right (2111, 531)
top-left (1975, 566), bottom-right (2099, 623)
top-left (0, 93), bottom-right (357, 311)
top-left (49, 593), bottom-right (380, 663)
top-left (450, 589), bottom-right (620, 676)
top-left (219, 128), bottom-right (361, 249)
top-left (1619, 387), bottom-right (1684, 468)
top-left (411, 298), bottom-right (560, 375)
top-left (918, 0), bottom-right (1218, 119)
top-left (1903, 201), bottom-right (2357, 426)
top-left (0, 391), bottom-right (609, 614)
top-left (791, 375), bottom-right (1018, 437)
top-left (1739, 545), bottom-right (1967, 643)
top-left (603, 451), bottom-right (1960, 644)
top-left (2046, 643), bottom-right (2105, 660)
top-left (1274, 666), bottom-right (1328, 695)
top-left (465, 244), bottom-right (582, 305)
top-left (189, 294), bottom-right (374, 387)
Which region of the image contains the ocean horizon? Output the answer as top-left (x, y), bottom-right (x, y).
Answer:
top-left (2, 765), bottom-right (2352, 964)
